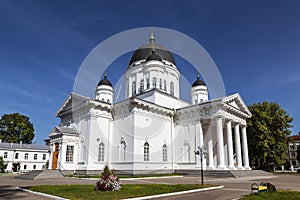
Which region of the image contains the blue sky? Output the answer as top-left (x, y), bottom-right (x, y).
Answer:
top-left (0, 0), bottom-right (299, 144)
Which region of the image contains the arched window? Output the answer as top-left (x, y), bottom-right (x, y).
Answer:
top-left (162, 144), bottom-right (167, 162)
top-left (140, 79), bottom-right (144, 93)
top-left (164, 80), bottom-right (167, 91)
top-left (107, 99), bottom-right (110, 103)
top-left (170, 82), bottom-right (174, 96)
top-left (146, 78), bottom-right (150, 89)
top-left (132, 81), bottom-right (136, 95)
top-left (144, 142), bottom-right (149, 161)
top-left (152, 78), bottom-right (157, 88)
top-left (98, 142), bottom-right (105, 162)
top-left (159, 79), bottom-right (162, 89)
top-left (183, 140), bottom-right (190, 163)
top-left (119, 137), bottom-right (126, 161)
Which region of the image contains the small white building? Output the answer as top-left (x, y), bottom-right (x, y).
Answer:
top-left (49, 34), bottom-right (252, 175)
top-left (0, 140), bottom-right (50, 172)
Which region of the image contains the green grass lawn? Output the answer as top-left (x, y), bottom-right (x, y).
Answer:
top-left (241, 191), bottom-right (300, 200)
top-left (28, 184), bottom-right (213, 200)
top-left (65, 173), bottom-right (181, 179)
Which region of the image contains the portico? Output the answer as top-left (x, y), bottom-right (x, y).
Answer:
top-left (175, 93), bottom-right (252, 171)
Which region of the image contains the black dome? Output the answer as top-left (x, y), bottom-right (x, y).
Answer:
top-left (98, 75), bottom-right (112, 87)
top-left (146, 50), bottom-right (162, 62)
top-left (128, 43), bottom-right (176, 67)
top-left (192, 74), bottom-right (206, 87)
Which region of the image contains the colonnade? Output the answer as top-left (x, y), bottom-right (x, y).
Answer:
top-left (198, 117), bottom-right (250, 170)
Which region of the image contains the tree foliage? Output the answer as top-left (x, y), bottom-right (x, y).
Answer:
top-left (247, 102), bottom-right (293, 171)
top-left (0, 113), bottom-right (34, 144)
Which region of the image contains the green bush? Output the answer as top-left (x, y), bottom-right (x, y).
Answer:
top-left (95, 166), bottom-right (121, 191)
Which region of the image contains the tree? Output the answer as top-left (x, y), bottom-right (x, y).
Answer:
top-left (0, 113), bottom-right (34, 144)
top-left (247, 102), bottom-right (293, 171)
top-left (0, 156), bottom-right (7, 172)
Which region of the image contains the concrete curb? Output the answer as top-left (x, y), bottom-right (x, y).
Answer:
top-left (17, 187), bottom-right (70, 200)
top-left (122, 185), bottom-right (224, 200)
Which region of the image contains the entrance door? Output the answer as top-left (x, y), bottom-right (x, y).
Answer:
top-left (52, 143), bottom-right (59, 170)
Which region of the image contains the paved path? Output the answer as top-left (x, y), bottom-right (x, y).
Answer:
top-left (0, 174), bottom-right (299, 200)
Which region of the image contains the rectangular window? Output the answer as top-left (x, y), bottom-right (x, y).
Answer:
top-left (291, 153), bottom-right (295, 158)
top-left (24, 165), bottom-right (27, 170)
top-left (15, 153), bottom-right (19, 159)
top-left (42, 154), bottom-right (46, 160)
top-left (4, 152), bottom-right (7, 158)
top-left (34, 154), bottom-right (37, 160)
top-left (33, 165), bottom-right (36, 169)
top-left (66, 145), bottom-right (74, 162)
top-left (289, 143), bottom-right (294, 149)
top-left (140, 79), bottom-right (144, 93)
top-left (146, 78), bottom-right (150, 89)
top-left (144, 142), bottom-right (149, 161)
top-left (152, 78), bottom-right (157, 88)
top-left (98, 143), bottom-right (105, 162)
top-left (24, 153), bottom-right (28, 160)
top-left (159, 79), bottom-right (162, 89)
top-left (163, 145), bottom-right (167, 162)
top-left (170, 82), bottom-right (174, 96)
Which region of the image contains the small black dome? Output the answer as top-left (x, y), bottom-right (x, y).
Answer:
top-left (192, 74), bottom-right (206, 87)
top-left (98, 75), bottom-right (112, 87)
top-left (146, 50), bottom-right (162, 62)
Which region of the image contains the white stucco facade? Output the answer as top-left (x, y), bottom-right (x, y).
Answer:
top-left (48, 36), bottom-right (252, 174)
top-left (0, 141), bottom-right (50, 172)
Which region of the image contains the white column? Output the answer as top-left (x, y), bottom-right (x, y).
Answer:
top-left (195, 122), bottom-right (200, 166)
top-left (227, 121), bottom-right (235, 169)
top-left (198, 121), bottom-right (206, 169)
top-left (234, 124), bottom-right (243, 169)
top-left (199, 122), bottom-right (204, 148)
top-left (207, 125), bottom-right (214, 169)
top-left (48, 143), bottom-right (54, 170)
top-left (242, 126), bottom-right (251, 170)
top-left (195, 121), bottom-right (204, 166)
top-left (216, 117), bottom-right (226, 169)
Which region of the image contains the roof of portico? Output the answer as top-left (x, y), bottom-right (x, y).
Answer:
top-left (56, 92), bottom-right (111, 117)
top-left (49, 126), bottom-right (79, 138)
top-left (176, 93), bottom-right (252, 120)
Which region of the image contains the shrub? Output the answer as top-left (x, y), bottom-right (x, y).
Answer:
top-left (95, 166), bottom-right (121, 191)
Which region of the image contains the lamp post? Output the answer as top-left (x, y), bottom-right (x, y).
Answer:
top-left (194, 146), bottom-right (207, 185)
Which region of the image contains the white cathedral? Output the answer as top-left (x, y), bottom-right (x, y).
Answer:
top-left (48, 34), bottom-right (252, 174)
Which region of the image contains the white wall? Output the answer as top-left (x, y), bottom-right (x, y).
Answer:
top-left (0, 147), bottom-right (49, 172)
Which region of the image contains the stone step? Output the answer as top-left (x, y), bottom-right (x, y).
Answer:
top-left (175, 169), bottom-right (274, 178)
top-left (229, 170), bottom-right (274, 178)
top-left (16, 169), bottom-right (64, 180)
top-left (175, 170), bottom-right (234, 178)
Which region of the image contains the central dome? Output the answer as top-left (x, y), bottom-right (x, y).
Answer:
top-left (128, 35), bottom-right (176, 67)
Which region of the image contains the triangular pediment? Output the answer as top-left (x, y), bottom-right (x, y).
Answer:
top-left (49, 126), bottom-right (79, 137)
top-left (222, 93), bottom-right (252, 117)
top-left (56, 92), bottom-right (89, 117)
